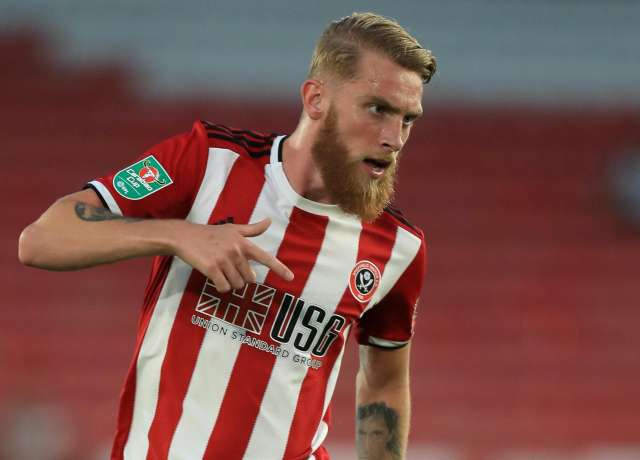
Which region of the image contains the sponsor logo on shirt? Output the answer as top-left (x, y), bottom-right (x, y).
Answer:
top-left (196, 280), bottom-right (275, 334)
top-left (192, 280), bottom-right (346, 368)
top-left (349, 260), bottom-right (381, 303)
top-left (112, 155), bottom-right (173, 199)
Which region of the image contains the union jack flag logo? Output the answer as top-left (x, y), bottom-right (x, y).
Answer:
top-left (195, 281), bottom-right (276, 334)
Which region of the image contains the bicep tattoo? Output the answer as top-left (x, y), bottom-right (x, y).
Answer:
top-left (74, 202), bottom-right (142, 223)
top-left (356, 401), bottom-right (400, 460)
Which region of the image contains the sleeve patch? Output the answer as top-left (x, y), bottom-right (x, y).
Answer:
top-left (112, 155), bottom-right (173, 200)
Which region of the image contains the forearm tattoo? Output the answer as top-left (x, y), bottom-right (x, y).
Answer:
top-left (74, 202), bottom-right (142, 223)
top-left (356, 401), bottom-right (401, 460)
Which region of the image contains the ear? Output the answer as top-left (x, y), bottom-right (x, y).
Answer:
top-left (300, 78), bottom-right (325, 121)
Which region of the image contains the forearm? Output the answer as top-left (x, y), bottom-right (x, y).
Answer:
top-left (19, 189), bottom-right (293, 290)
top-left (356, 347), bottom-right (411, 460)
top-left (19, 197), bottom-right (180, 270)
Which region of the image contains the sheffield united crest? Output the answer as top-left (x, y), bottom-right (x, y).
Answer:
top-left (349, 260), bottom-right (381, 303)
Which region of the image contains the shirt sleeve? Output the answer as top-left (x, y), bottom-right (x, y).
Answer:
top-left (355, 237), bottom-right (426, 349)
top-left (85, 121), bottom-right (208, 219)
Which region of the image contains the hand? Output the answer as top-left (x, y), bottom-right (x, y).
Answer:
top-left (172, 218), bottom-right (293, 292)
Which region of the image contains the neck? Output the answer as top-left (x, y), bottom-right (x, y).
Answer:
top-left (282, 118), bottom-right (332, 204)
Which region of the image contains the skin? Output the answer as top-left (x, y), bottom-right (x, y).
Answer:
top-left (19, 195), bottom-right (293, 293)
top-left (357, 343), bottom-right (411, 460)
top-left (357, 416), bottom-right (394, 460)
top-left (283, 50), bottom-right (423, 205)
top-left (309, 104), bottom-right (398, 222)
top-left (18, 49), bottom-right (422, 460)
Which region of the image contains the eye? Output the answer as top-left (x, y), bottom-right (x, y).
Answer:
top-left (367, 104), bottom-right (385, 115)
top-left (402, 116), bottom-right (416, 127)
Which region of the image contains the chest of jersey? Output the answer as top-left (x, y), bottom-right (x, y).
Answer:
top-left (186, 163), bottom-right (394, 365)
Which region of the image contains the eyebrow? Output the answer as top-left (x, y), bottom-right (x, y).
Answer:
top-left (366, 96), bottom-right (423, 119)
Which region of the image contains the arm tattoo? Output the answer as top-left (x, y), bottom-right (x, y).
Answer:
top-left (356, 401), bottom-right (400, 460)
top-left (74, 202), bottom-right (142, 223)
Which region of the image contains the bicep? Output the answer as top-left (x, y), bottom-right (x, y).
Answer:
top-left (58, 188), bottom-right (105, 208)
top-left (33, 188), bottom-right (105, 225)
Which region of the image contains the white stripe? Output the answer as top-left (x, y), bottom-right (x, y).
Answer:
top-left (168, 159), bottom-right (292, 459)
top-left (185, 148), bottom-right (240, 226)
top-left (310, 323), bottom-right (351, 453)
top-left (123, 148), bottom-right (238, 460)
top-left (320, 324), bottom-right (351, 418)
top-left (363, 226), bottom-right (422, 316)
top-left (167, 319), bottom-right (244, 460)
top-left (367, 335), bottom-right (409, 348)
top-left (88, 180), bottom-right (123, 215)
top-left (310, 422), bottom-right (328, 455)
top-left (243, 217), bottom-right (361, 460)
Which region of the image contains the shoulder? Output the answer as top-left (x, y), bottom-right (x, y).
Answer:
top-left (380, 205), bottom-right (425, 243)
top-left (197, 120), bottom-right (278, 163)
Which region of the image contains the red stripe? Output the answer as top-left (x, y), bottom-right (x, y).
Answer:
top-left (313, 445), bottom-right (330, 460)
top-left (144, 157), bottom-right (266, 460)
top-left (283, 219), bottom-right (399, 459)
top-left (111, 255), bottom-right (173, 460)
top-left (203, 208), bottom-right (329, 459)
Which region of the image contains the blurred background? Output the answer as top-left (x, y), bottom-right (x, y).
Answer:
top-left (2, 1), bottom-right (640, 459)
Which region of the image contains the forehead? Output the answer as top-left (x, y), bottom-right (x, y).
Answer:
top-left (345, 50), bottom-right (423, 112)
top-left (361, 415), bottom-right (389, 432)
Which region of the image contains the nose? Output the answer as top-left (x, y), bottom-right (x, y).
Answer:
top-left (380, 117), bottom-right (405, 153)
top-left (363, 435), bottom-right (375, 453)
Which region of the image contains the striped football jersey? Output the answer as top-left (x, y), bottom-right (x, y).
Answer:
top-left (86, 121), bottom-right (426, 460)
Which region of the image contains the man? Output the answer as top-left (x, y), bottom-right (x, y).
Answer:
top-left (357, 402), bottom-right (400, 460)
top-left (19, 12), bottom-right (436, 460)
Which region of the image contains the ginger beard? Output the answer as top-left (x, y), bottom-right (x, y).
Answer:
top-left (311, 105), bottom-right (398, 222)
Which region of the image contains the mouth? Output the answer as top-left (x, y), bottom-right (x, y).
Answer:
top-left (362, 157), bottom-right (392, 178)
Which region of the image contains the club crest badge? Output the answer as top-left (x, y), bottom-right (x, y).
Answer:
top-left (349, 260), bottom-right (381, 303)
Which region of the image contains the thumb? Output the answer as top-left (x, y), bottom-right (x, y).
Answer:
top-left (237, 218), bottom-right (271, 237)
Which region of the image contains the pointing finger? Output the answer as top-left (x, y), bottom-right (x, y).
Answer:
top-left (246, 243), bottom-right (294, 282)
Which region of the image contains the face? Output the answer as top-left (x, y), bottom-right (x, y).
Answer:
top-left (357, 415), bottom-right (394, 460)
top-left (310, 50), bottom-right (423, 221)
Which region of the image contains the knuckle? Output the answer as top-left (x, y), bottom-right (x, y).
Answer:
top-left (237, 240), bottom-right (250, 255)
top-left (231, 247), bottom-right (244, 262)
top-left (215, 254), bottom-right (228, 267)
top-left (204, 263), bottom-right (217, 276)
top-left (269, 259), bottom-right (281, 270)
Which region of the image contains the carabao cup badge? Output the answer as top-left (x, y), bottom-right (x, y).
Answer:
top-left (112, 155), bottom-right (173, 200)
top-left (349, 260), bottom-right (381, 303)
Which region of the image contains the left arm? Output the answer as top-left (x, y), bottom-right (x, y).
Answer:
top-left (356, 342), bottom-right (411, 460)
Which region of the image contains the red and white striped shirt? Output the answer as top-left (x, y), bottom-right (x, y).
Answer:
top-left (87, 121), bottom-right (426, 460)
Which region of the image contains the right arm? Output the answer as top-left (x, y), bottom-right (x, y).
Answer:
top-left (18, 189), bottom-right (293, 292)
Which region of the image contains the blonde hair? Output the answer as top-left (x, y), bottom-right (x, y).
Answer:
top-left (309, 12), bottom-right (436, 84)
